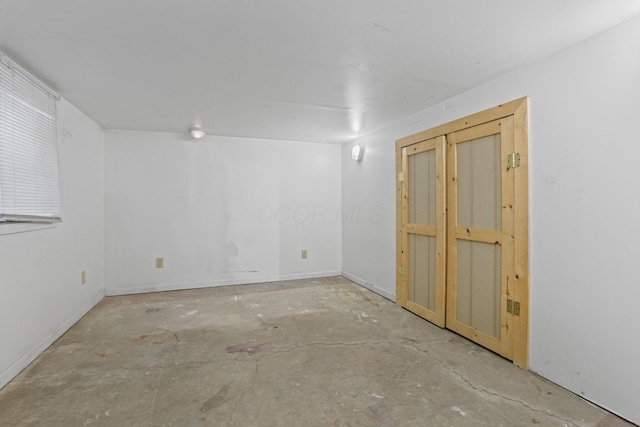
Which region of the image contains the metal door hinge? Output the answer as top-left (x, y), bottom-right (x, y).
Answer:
top-left (398, 266), bottom-right (405, 276)
top-left (398, 172), bottom-right (405, 182)
top-left (507, 153), bottom-right (521, 169)
top-left (507, 298), bottom-right (521, 316)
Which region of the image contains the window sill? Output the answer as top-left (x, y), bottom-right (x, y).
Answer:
top-left (0, 222), bottom-right (57, 235)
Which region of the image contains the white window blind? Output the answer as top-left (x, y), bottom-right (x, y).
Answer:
top-left (0, 52), bottom-right (61, 223)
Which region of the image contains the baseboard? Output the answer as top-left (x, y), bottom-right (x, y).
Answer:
top-left (341, 271), bottom-right (395, 301)
top-left (0, 290), bottom-right (105, 390)
top-left (106, 270), bottom-right (343, 296)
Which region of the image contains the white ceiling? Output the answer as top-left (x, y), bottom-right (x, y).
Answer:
top-left (1, 1), bottom-right (639, 144)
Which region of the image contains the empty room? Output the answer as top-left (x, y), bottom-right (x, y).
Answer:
top-left (1, 1), bottom-right (640, 426)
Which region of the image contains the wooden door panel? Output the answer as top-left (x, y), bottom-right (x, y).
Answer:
top-left (446, 118), bottom-right (514, 359)
top-left (456, 240), bottom-right (502, 339)
top-left (399, 136), bottom-right (446, 327)
top-left (456, 134), bottom-right (501, 230)
top-left (408, 234), bottom-right (437, 312)
top-left (408, 148), bottom-right (436, 225)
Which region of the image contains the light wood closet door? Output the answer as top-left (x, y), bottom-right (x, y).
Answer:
top-left (396, 98), bottom-right (529, 368)
top-left (398, 136), bottom-right (446, 327)
top-left (446, 118), bottom-right (515, 360)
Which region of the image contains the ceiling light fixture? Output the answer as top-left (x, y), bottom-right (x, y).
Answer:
top-left (189, 128), bottom-right (206, 139)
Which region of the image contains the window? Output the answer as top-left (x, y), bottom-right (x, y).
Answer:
top-left (0, 52), bottom-right (61, 224)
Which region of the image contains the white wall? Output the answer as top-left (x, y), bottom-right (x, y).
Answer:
top-left (342, 15), bottom-right (640, 424)
top-left (105, 131), bottom-right (341, 295)
top-left (0, 99), bottom-right (105, 389)
top-left (341, 142), bottom-right (396, 300)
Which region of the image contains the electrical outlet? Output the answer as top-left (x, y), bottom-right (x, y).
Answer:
top-left (301, 250), bottom-right (308, 259)
top-left (81, 271), bottom-right (86, 285)
top-left (156, 257), bottom-right (164, 268)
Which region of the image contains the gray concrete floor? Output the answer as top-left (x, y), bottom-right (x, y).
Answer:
top-left (0, 276), bottom-right (633, 426)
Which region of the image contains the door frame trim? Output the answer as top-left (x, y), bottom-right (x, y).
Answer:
top-left (395, 97), bottom-right (529, 369)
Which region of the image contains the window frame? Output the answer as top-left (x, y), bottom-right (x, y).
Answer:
top-left (0, 52), bottom-right (62, 229)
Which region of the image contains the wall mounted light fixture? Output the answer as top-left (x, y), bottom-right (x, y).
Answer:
top-left (351, 144), bottom-right (363, 161)
top-left (189, 128), bottom-right (206, 139)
